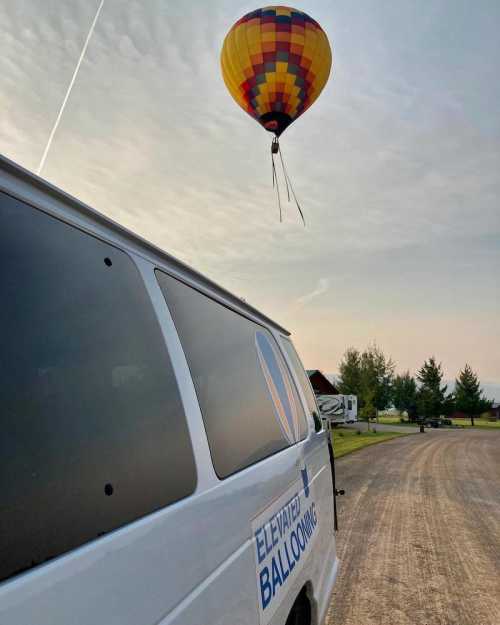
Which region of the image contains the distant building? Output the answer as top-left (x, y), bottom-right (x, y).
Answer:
top-left (452, 403), bottom-right (500, 420)
top-left (306, 370), bottom-right (340, 395)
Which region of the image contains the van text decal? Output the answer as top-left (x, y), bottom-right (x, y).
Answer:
top-left (252, 466), bottom-right (318, 625)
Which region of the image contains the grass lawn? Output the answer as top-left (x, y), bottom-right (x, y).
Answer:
top-left (450, 418), bottom-right (500, 429)
top-left (332, 427), bottom-right (412, 458)
top-left (376, 416), bottom-right (416, 427)
top-left (377, 416), bottom-right (500, 430)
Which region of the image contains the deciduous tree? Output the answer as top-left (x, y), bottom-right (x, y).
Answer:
top-left (338, 344), bottom-right (394, 413)
top-left (338, 347), bottom-right (362, 396)
top-left (359, 344), bottom-right (395, 413)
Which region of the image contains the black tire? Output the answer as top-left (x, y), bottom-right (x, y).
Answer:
top-left (285, 594), bottom-right (311, 625)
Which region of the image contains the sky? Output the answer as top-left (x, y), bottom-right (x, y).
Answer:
top-left (1, 0), bottom-right (499, 399)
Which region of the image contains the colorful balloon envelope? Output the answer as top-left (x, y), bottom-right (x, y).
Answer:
top-left (221, 6), bottom-right (332, 137)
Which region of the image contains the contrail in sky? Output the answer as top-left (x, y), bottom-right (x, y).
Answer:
top-left (37, 0), bottom-right (104, 175)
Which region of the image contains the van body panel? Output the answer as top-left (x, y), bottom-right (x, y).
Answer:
top-left (0, 154), bottom-right (337, 625)
top-left (0, 155), bottom-right (288, 337)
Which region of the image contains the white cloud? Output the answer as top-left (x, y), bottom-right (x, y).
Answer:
top-left (297, 278), bottom-right (330, 306)
top-left (0, 0), bottom-right (498, 384)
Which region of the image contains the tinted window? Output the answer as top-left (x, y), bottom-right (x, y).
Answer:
top-left (156, 271), bottom-right (305, 478)
top-left (0, 193), bottom-right (196, 583)
top-left (281, 338), bottom-right (321, 431)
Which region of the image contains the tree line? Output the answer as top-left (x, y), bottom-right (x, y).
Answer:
top-left (337, 345), bottom-right (493, 425)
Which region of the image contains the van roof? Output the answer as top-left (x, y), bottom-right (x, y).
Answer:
top-left (0, 153), bottom-right (290, 336)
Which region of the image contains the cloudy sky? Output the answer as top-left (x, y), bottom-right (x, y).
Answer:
top-left (1, 0), bottom-right (499, 398)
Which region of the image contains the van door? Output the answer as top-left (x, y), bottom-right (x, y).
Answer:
top-left (278, 337), bottom-right (339, 619)
top-left (155, 271), bottom-right (313, 625)
top-left (278, 337), bottom-right (339, 530)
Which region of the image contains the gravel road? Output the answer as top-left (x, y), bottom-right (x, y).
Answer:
top-left (326, 429), bottom-right (500, 625)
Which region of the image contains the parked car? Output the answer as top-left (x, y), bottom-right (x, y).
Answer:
top-left (0, 155), bottom-right (339, 625)
top-left (419, 417), bottom-right (452, 428)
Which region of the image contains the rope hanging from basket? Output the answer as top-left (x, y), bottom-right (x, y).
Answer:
top-left (270, 137), bottom-right (305, 226)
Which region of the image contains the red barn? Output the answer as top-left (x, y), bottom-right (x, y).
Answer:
top-left (306, 370), bottom-right (339, 395)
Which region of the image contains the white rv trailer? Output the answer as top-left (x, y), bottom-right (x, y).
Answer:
top-left (0, 155), bottom-right (339, 625)
top-left (306, 372), bottom-right (357, 426)
top-left (343, 395), bottom-right (358, 423)
top-left (315, 394), bottom-right (346, 426)
top-left (315, 395), bottom-right (357, 426)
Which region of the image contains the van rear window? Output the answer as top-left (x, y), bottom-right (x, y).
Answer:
top-left (156, 271), bottom-right (306, 478)
top-left (281, 338), bottom-right (321, 431)
top-left (0, 192), bottom-right (196, 584)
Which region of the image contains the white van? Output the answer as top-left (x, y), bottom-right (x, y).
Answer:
top-left (0, 155), bottom-right (339, 625)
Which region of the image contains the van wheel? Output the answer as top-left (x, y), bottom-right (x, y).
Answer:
top-left (285, 592), bottom-right (311, 625)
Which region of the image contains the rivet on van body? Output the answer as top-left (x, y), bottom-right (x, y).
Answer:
top-left (104, 483), bottom-right (114, 496)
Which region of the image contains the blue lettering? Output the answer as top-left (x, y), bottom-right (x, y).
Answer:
top-left (296, 522), bottom-right (306, 551)
top-left (255, 528), bottom-right (266, 564)
top-left (300, 517), bottom-right (310, 542)
top-left (270, 517), bottom-right (278, 547)
top-left (311, 502), bottom-right (317, 525)
top-left (259, 566), bottom-right (272, 610)
top-left (283, 510), bottom-right (289, 532)
top-left (271, 556), bottom-right (282, 596)
top-left (291, 531), bottom-right (301, 561)
top-left (263, 524), bottom-right (272, 556)
top-left (276, 512), bottom-right (283, 538)
top-left (278, 547), bottom-right (290, 582)
top-left (304, 511), bottom-right (312, 537)
top-left (284, 541), bottom-right (296, 573)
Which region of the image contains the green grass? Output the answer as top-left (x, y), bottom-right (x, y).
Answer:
top-left (332, 427), bottom-right (412, 458)
top-left (376, 416), bottom-right (416, 427)
top-left (378, 416), bottom-right (500, 430)
top-left (377, 415), bottom-right (500, 429)
top-left (450, 418), bottom-right (500, 429)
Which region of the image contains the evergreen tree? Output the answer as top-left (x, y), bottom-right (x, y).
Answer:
top-left (393, 371), bottom-right (418, 421)
top-left (416, 357), bottom-right (450, 418)
top-left (455, 364), bottom-right (492, 426)
top-left (338, 348), bottom-right (362, 395)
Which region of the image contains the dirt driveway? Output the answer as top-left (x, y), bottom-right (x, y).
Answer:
top-left (326, 429), bottom-right (500, 625)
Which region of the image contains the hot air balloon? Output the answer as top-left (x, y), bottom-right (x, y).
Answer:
top-left (221, 6), bottom-right (332, 222)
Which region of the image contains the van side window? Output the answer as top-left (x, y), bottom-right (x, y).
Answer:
top-left (281, 338), bottom-right (322, 432)
top-left (155, 271), bottom-right (306, 478)
top-left (0, 193), bottom-right (196, 584)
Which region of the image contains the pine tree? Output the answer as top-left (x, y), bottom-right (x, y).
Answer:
top-left (455, 364), bottom-right (491, 426)
top-left (393, 372), bottom-right (418, 421)
top-left (416, 357), bottom-right (450, 419)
